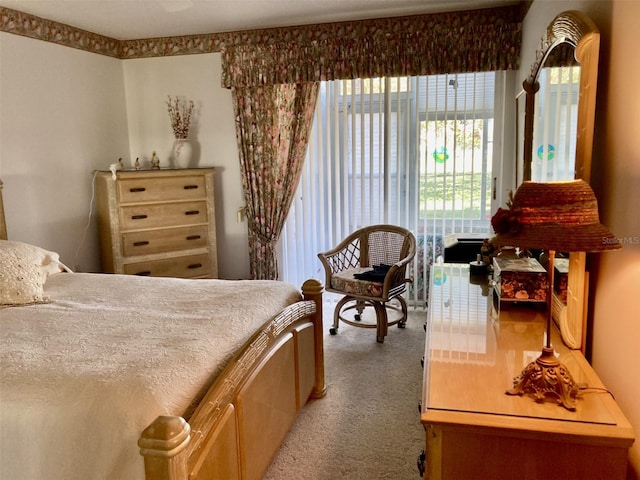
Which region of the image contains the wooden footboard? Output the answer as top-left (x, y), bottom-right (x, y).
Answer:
top-left (139, 279), bottom-right (325, 480)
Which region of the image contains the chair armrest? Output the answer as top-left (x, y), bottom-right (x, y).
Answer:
top-left (317, 246), bottom-right (360, 288)
top-left (381, 259), bottom-right (413, 298)
top-left (317, 232), bottom-right (363, 273)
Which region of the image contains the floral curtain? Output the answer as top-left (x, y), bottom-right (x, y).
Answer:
top-left (222, 6), bottom-right (523, 279)
top-left (232, 82), bottom-right (319, 279)
top-left (221, 5), bottom-right (523, 87)
top-left (1, 4), bottom-right (524, 60)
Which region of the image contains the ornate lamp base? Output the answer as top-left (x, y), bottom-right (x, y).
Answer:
top-left (506, 347), bottom-right (580, 411)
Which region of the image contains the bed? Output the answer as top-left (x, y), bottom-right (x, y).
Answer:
top-left (0, 180), bottom-right (326, 480)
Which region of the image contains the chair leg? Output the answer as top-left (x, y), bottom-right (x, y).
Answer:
top-left (373, 302), bottom-right (388, 343)
top-left (397, 296), bottom-right (408, 329)
top-left (331, 296), bottom-right (405, 342)
top-left (331, 295), bottom-right (352, 335)
top-left (354, 300), bottom-right (366, 321)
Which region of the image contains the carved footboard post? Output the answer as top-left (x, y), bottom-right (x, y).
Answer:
top-left (138, 415), bottom-right (191, 480)
top-left (302, 279), bottom-right (326, 398)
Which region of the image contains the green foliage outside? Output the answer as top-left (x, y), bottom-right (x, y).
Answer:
top-left (339, 77), bottom-right (493, 223)
top-left (419, 172), bottom-right (489, 219)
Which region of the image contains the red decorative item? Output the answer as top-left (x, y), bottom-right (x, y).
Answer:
top-left (491, 207), bottom-right (521, 235)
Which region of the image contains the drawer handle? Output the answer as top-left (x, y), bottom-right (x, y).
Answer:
top-left (187, 263), bottom-right (203, 269)
top-left (184, 185), bottom-right (199, 190)
top-left (129, 187), bottom-right (146, 192)
top-left (185, 210), bottom-right (200, 216)
top-left (135, 271), bottom-right (152, 276)
top-left (131, 214), bottom-right (148, 220)
top-left (133, 241), bottom-right (150, 247)
top-left (186, 235), bottom-right (201, 241)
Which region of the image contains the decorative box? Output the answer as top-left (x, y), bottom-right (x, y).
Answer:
top-left (492, 257), bottom-right (548, 305)
top-left (554, 258), bottom-right (569, 303)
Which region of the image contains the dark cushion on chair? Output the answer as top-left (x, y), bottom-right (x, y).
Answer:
top-left (353, 264), bottom-right (391, 282)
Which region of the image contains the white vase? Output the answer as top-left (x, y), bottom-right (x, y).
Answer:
top-left (172, 138), bottom-right (193, 168)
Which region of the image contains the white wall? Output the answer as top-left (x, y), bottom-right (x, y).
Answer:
top-left (523, 1), bottom-right (640, 476)
top-left (589, 0), bottom-right (640, 477)
top-left (0, 33), bottom-right (129, 272)
top-left (122, 54), bottom-right (248, 279)
top-left (0, 35), bottom-right (250, 278)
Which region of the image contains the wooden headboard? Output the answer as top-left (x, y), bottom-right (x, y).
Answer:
top-left (0, 179), bottom-right (7, 240)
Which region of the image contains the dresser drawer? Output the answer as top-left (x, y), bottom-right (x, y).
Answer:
top-left (117, 175), bottom-right (207, 203)
top-left (120, 201), bottom-right (208, 230)
top-left (96, 168), bottom-right (218, 278)
top-left (121, 225), bottom-right (209, 257)
top-left (123, 253), bottom-right (212, 278)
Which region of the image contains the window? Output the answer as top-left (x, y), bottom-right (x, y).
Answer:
top-left (279, 72), bottom-right (507, 304)
top-left (531, 65), bottom-right (580, 181)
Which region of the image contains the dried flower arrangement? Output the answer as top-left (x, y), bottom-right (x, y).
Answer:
top-left (166, 95), bottom-right (194, 139)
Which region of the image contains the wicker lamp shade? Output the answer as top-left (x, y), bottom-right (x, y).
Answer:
top-left (491, 180), bottom-right (621, 253)
top-left (492, 179), bottom-right (620, 411)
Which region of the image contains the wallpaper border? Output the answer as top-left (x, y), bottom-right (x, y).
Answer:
top-left (1, 5), bottom-right (527, 60)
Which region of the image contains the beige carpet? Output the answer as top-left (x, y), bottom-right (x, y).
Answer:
top-left (264, 304), bottom-right (426, 480)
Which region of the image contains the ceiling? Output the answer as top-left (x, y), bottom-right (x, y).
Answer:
top-left (0, 0), bottom-right (522, 40)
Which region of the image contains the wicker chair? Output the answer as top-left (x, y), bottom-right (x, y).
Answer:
top-left (317, 224), bottom-right (416, 343)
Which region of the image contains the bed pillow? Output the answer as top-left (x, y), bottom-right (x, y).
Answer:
top-left (0, 240), bottom-right (67, 306)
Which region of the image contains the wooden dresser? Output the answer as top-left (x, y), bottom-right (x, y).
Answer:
top-left (420, 264), bottom-right (634, 480)
top-left (96, 168), bottom-right (218, 278)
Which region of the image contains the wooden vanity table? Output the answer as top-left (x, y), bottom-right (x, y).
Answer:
top-left (420, 264), bottom-right (634, 479)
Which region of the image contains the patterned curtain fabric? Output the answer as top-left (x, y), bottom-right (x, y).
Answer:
top-left (232, 83), bottom-right (319, 279)
top-left (224, 6), bottom-right (522, 279)
top-left (221, 6), bottom-right (523, 87)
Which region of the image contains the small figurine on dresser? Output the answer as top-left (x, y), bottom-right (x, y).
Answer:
top-left (481, 238), bottom-right (497, 271)
top-left (134, 157), bottom-right (141, 170)
top-left (150, 151), bottom-right (160, 169)
top-left (118, 158), bottom-right (125, 170)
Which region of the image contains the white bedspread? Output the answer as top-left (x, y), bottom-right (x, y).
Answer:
top-left (0, 272), bottom-right (302, 480)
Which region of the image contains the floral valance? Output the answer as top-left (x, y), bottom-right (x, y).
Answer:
top-left (1, 5), bottom-right (524, 66)
top-left (221, 5), bottom-right (524, 88)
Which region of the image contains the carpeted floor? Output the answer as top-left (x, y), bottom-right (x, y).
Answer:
top-left (264, 304), bottom-right (427, 480)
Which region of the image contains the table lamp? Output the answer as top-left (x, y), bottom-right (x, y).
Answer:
top-left (490, 180), bottom-right (621, 410)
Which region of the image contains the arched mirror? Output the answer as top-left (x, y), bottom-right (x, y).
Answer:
top-left (529, 42), bottom-right (580, 181)
top-left (521, 10), bottom-right (600, 351)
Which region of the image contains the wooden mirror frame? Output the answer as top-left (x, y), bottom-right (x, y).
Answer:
top-left (523, 10), bottom-right (600, 183)
top-left (522, 11), bottom-right (600, 351)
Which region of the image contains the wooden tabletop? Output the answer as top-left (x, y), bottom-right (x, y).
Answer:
top-left (421, 264), bottom-right (634, 447)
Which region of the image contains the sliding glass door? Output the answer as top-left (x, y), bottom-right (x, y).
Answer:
top-left (279, 72), bottom-right (508, 304)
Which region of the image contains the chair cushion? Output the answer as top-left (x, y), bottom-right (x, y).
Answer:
top-left (331, 268), bottom-right (384, 298)
top-left (353, 264), bottom-right (391, 282)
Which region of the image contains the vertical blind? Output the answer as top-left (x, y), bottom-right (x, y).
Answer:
top-left (280, 72), bottom-right (506, 305)
top-left (428, 264), bottom-right (495, 364)
top-left (531, 65), bottom-right (580, 181)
